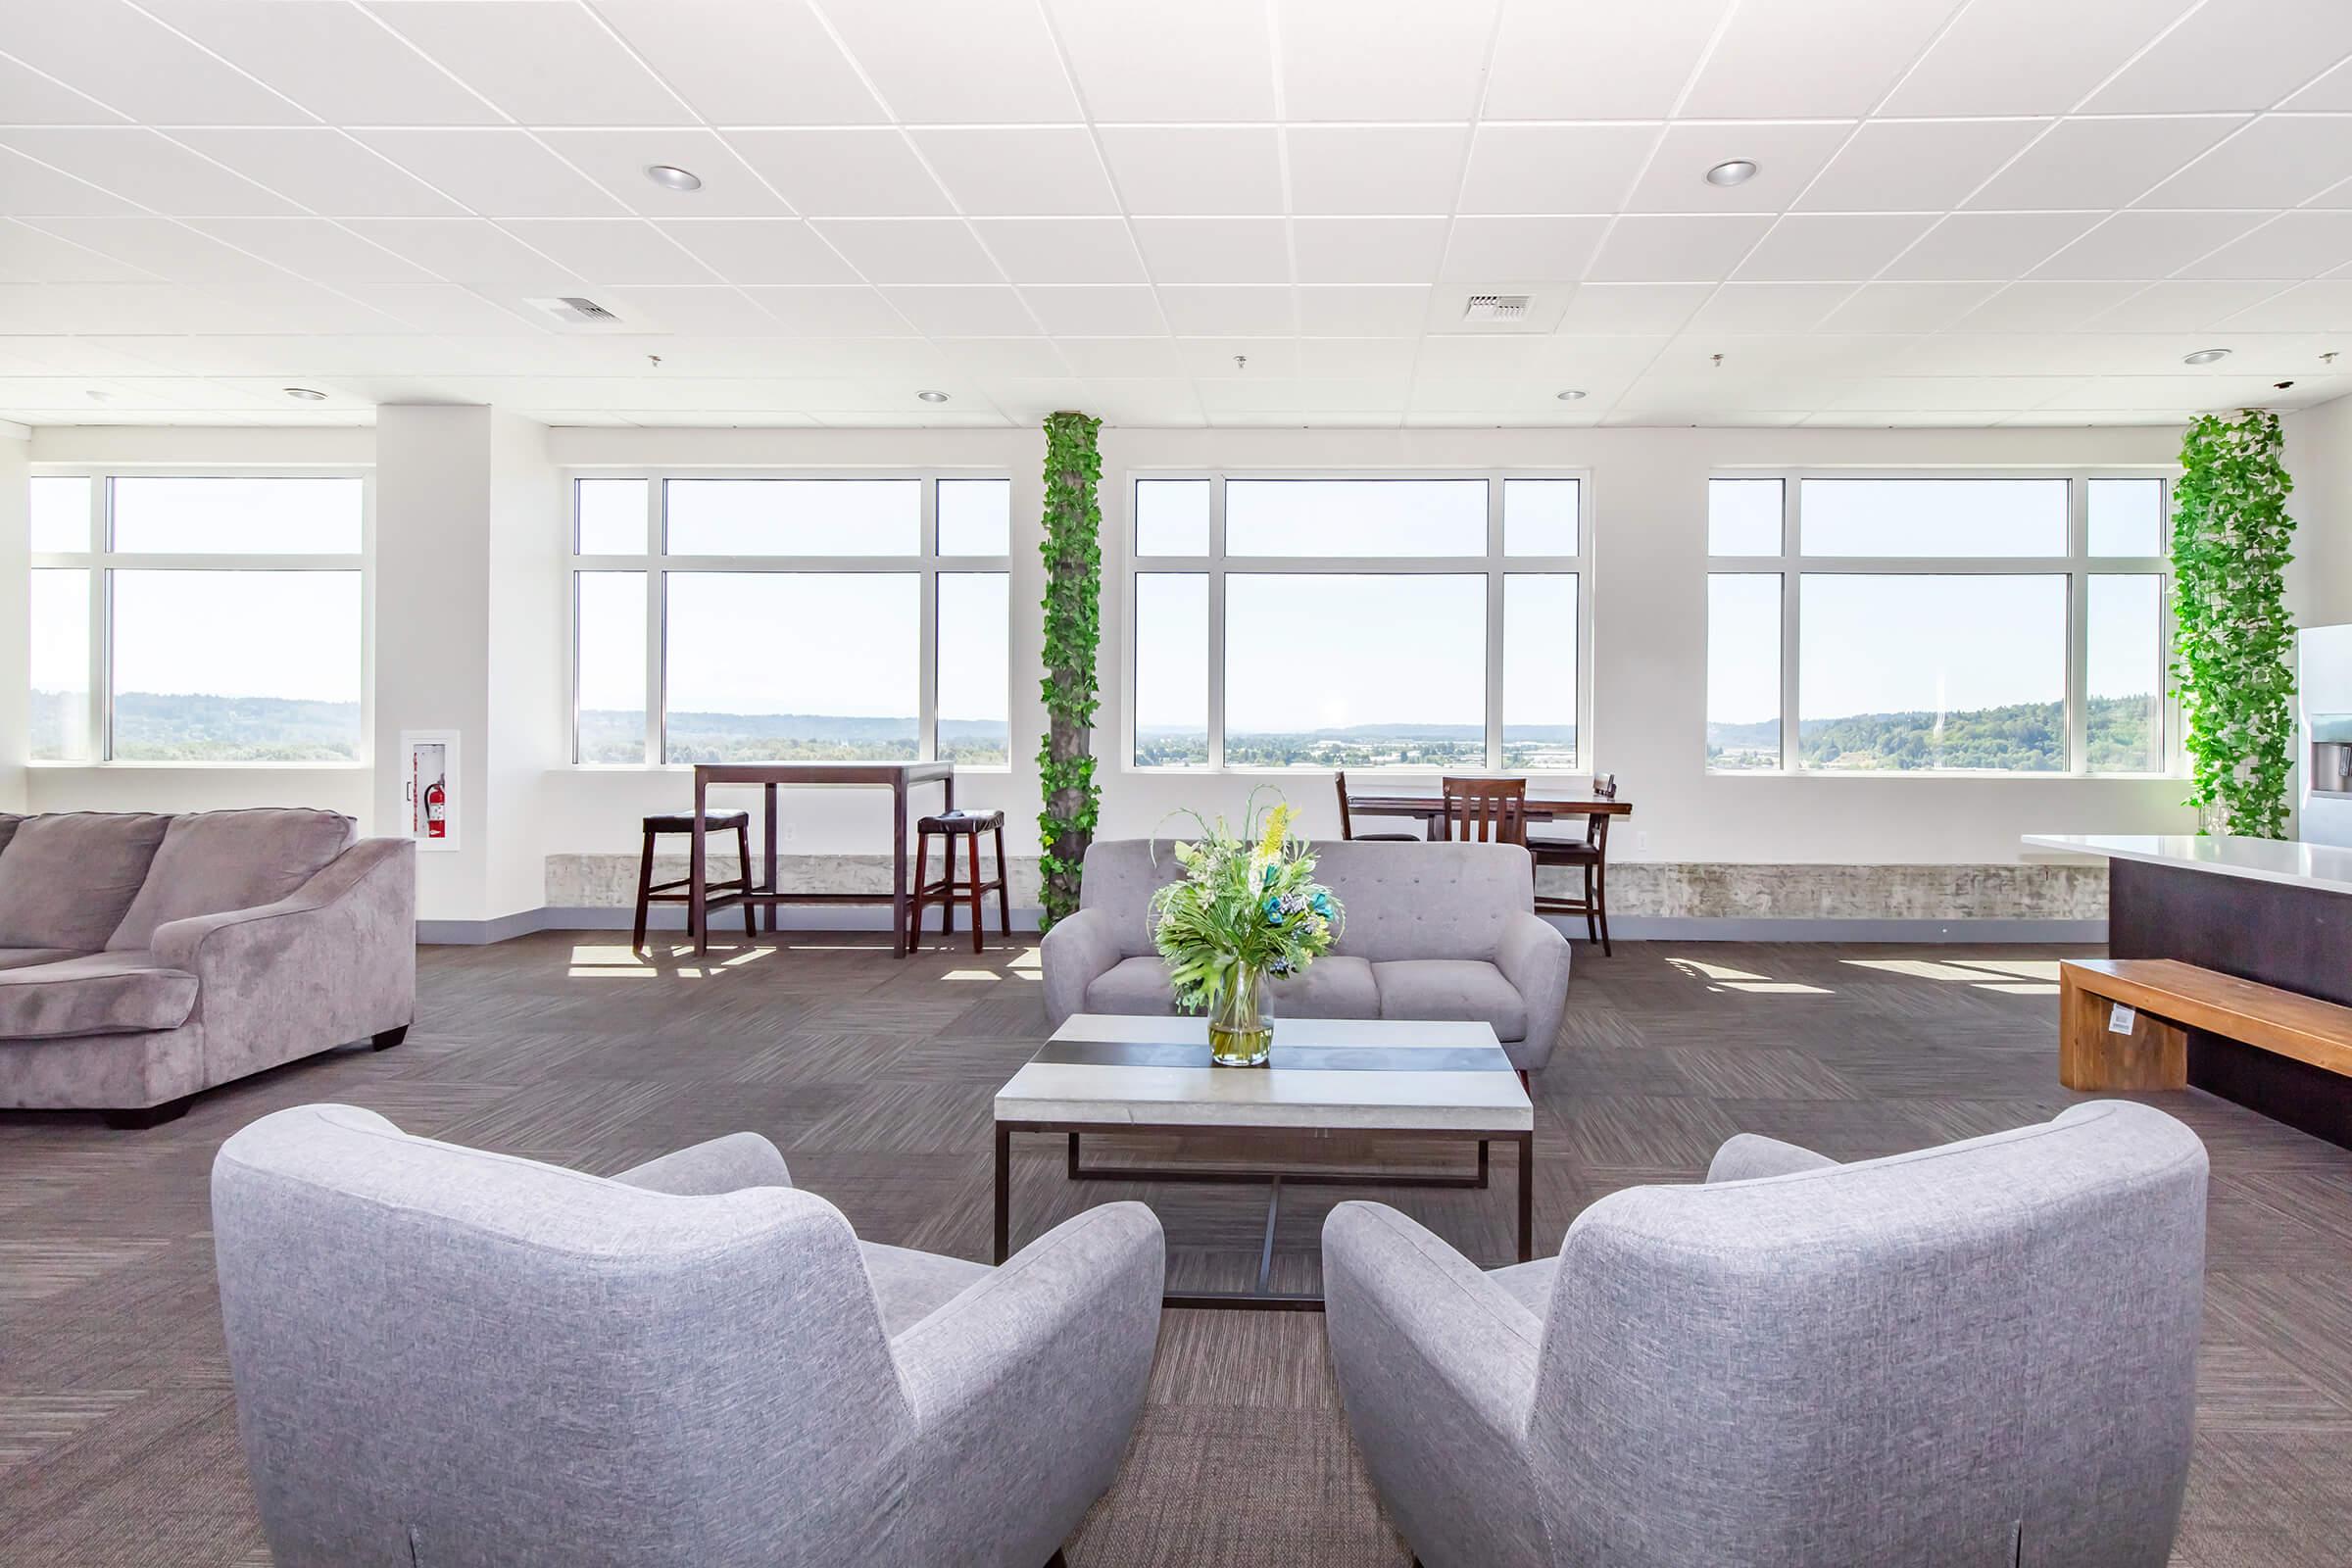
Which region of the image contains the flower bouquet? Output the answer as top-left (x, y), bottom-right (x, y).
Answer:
top-left (1149, 798), bottom-right (1344, 1066)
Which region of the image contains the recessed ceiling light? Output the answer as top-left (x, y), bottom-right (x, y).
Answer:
top-left (1704, 159), bottom-right (1759, 187)
top-left (283, 386), bottom-right (327, 401)
top-left (2181, 347), bottom-right (2231, 366)
top-left (916, 389), bottom-right (950, 403)
top-left (1555, 389), bottom-right (1587, 401)
top-left (644, 165), bottom-right (702, 192)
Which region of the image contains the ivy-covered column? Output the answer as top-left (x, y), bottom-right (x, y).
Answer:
top-left (2173, 408), bottom-right (2297, 838)
top-left (1037, 413), bottom-right (1102, 928)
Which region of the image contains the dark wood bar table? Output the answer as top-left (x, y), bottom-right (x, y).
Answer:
top-left (689, 761), bottom-right (955, 958)
top-left (1345, 791), bottom-right (1632, 832)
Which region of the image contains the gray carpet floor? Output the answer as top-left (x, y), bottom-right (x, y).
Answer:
top-left (2, 933), bottom-right (2350, 1565)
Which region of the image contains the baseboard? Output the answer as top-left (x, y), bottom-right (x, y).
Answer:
top-left (420, 905), bottom-right (1048, 944)
top-left (1583, 915), bottom-right (2108, 943)
top-left (416, 908), bottom-right (547, 946)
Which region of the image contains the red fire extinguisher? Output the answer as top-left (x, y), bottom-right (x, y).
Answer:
top-left (424, 775), bottom-right (447, 839)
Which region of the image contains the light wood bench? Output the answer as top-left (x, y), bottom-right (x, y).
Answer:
top-left (2059, 958), bottom-right (2352, 1091)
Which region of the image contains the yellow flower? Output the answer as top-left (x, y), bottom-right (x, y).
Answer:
top-left (1256, 804), bottom-right (1292, 862)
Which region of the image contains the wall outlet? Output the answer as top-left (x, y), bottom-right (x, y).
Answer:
top-left (1636, 830), bottom-right (1650, 857)
top-left (779, 822), bottom-right (798, 844)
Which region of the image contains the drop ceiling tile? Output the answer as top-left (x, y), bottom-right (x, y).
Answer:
top-left (1284, 126), bottom-right (1466, 216)
top-left (1440, 217), bottom-right (1608, 283)
top-left (1966, 117), bottom-right (2244, 210)
top-left (589, 0), bottom-right (885, 123)
top-left (908, 128), bottom-right (1120, 217)
top-left (1131, 218), bottom-right (1290, 284)
top-left (1082, 381), bottom-right (1205, 424)
top-left (1292, 219), bottom-right (1448, 284)
top-left (969, 220), bottom-right (1148, 283)
top-left (183, 279), bottom-right (406, 333)
top-left (1054, 338), bottom-right (1184, 377)
top-left (2033, 212), bottom-right (2270, 279)
top-left (1956, 280), bottom-right (2141, 332)
top-left (1177, 337), bottom-right (1298, 376)
top-left (2286, 58), bottom-right (2352, 110)
top-left (0, 0), bottom-right (312, 123)
top-left (1298, 338), bottom-right (1421, 376)
top-left (1819, 375), bottom-right (2079, 413)
top-left (2085, 0), bottom-right (2352, 114)
top-left (343, 283), bottom-right (546, 334)
top-left (353, 130), bottom-right (628, 220)
top-left (168, 129), bottom-right (466, 218)
top-left (1458, 124), bottom-right (1656, 215)
top-left (2035, 372), bottom-right (2297, 410)
top-left (1798, 119), bottom-right (2046, 211)
top-left (1684, 283), bottom-right (1854, 332)
top-left (497, 220), bottom-right (716, 286)
top-left (1819, 281), bottom-right (2001, 332)
top-left (878, 285), bottom-right (1041, 337)
top-left (186, 219), bottom-right (438, 282)
top-left (2176, 210), bottom-right (2352, 277)
top-left (656, 220), bottom-right (859, 285)
top-left (366, 1), bottom-right (690, 124)
top-left (808, 220), bottom-right (1004, 284)
top-left (1625, 122), bottom-right (1854, 214)
top-left (1155, 285), bottom-right (1296, 335)
top-left (1680, 0), bottom-right (1966, 118)
top-left (18, 218), bottom-right (279, 282)
top-left (2081, 279), bottom-right (2288, 331)
top-left (1274, 0), bottom-right (1500, 121)
top-left (1197, 376), bottom-right (1302, 414)
top-left (0, 53), bottom-right (127, 124)
top-left (1096, 127), bottom-right (1285, 216)
top-left (1018, 285), bottom-right (1166, 336)
top-left (1879, 212), bottom-right (2101, 280)
top-left (1733, 214), bottom-right (1937, 281)
top-left (818, 0), bottom-right (1083, 122)
top-left (0, 129), bottom-right (298, 216)
top-left (534, 131), bottom-right (790, 219)
top-left (0, 220), bottom-right (159, 281)
top-left (595, 287), bottom-right (788, 337)
top-left (2137, 117), bottom-right (2352, 208)
top-left (978, 376), bottom-right (1093, 418)
top-left (141, 0), bottom-right (504, 124)
top-left (726, 130), bottom-right (951, 219)
top-left (1531, 334), bottom-right (1678, 375)
top-left (1883, 0), bottom-right (2193, 115)
top-left (1555, 282), bottom-right (1713, 333)
top-left (1585, 216), bottom-right (1774, 282)
top-left (2212, 279), bottom-right (2352, 331)
top-left (1042, 0), bottom-right (1277, 121)
top-left (341, 220), bottom-right (587, 287)
top-left (1483, 0), bottom-right (1732, 119)
top-left (1294, 286), bottom-right (1431, 335)
top-left (1645, 332), bottom-right (1914, 376)
top-left (737, 286), bottom-right (919, 335)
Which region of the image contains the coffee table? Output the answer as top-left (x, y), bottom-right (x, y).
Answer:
top-left (993, 1013), bottom-right (1535, 1310)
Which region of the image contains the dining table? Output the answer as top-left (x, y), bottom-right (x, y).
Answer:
top-left (1343, 790), bottom-right (1633, 833)
top-left (688, 760), bottom-right (956, 958)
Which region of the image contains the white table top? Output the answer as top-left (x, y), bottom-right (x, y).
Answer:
top-left (996, 1014), bottom-right (1533, 1134)
top-left (2022, 833), bottom-right (2352, 897)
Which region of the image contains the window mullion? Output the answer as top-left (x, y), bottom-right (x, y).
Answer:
top-left (647, 476), bottom-right (665, 765)
top-left (1485, 474), bottom-right (1504, 771)
top-left (918, 478), bottom-right (940, 763)
top-left (90, 477), bottom-right (111, 761)
top-left (1207, 475), bottom-right (1227, 771)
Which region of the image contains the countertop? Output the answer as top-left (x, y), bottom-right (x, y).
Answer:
top-left (2022, 833), bottom-right (2352, 897)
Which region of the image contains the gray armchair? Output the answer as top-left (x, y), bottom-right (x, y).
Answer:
top-left (213, 1104), bottom-right (1164, 1568)
top-left (1322, 1101), bottom-right (2207, 1568)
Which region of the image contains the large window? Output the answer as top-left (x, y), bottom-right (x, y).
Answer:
top-left (569, 473), bottom-right (1011, 765)
top-left (1128, 473), bottom-right (1590, 772)
top-left (1705, 474), bottom-right (2174, 775)
top-left (27, 472), bottom-right (368, 763)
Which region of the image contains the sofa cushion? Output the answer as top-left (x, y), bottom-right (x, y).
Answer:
top-left (1266, 956), bottom-right (1379, 1019)
top-left (0, 814), bottom-right (21, 858)
top-left (0, 952), bottom-right (200, 1040)
top-left (1086, 955), bottom-right (1179, 1015)
top-left (109, 808), bottom-right (355, 952)
top-left (0, 948), bottom-right (81, 972)
top-left (0, 813), bottom-right (173, 951)
top-left (1373, 958), bottom-right (1529, 1041)
top-left (1487, 1256), bottom-right (1556, 1321)
top-left (858, 1241), bottom-right (989, 1338)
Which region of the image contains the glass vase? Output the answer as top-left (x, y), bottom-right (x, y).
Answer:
top-left (1207, 965), bottom-right (1272, 1067)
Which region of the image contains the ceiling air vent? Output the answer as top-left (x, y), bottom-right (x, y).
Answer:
top-left (524, 295), bottom-right (624, 328)
top-left (1462, 293), bottom-right (1531, 322)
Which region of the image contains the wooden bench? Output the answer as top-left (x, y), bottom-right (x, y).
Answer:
top-left (2059, 958), bottom-right (2352, 1091)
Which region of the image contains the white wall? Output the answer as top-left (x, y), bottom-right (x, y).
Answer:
top-left (0, 423), bottom-right (27, 812)
top-left (2287, 396), bottom-right (2352, 630)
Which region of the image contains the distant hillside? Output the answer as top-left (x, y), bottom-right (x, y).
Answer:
top-left (1707, 693), bottom-right (2159, 772)
top-left (106, 691), bottom-right (361, 761)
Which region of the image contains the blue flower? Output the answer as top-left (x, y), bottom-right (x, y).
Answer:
top-left (1311, 892), bottom-right (1332, 915)
top-left (1262, 865), bottom-right (1278, 888)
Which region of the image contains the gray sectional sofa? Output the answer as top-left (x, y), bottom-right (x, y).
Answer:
top-left (0, 808), bottom-right (415, 1127)
top-left (1042, 839), bottom-right (1571, 1072)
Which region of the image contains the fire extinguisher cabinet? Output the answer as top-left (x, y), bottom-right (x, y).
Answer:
top-left (400, 730), bottom-right (460, 852)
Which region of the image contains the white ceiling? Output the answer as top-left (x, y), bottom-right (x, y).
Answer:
top-left (2, 0), bottom-right (2351, 430)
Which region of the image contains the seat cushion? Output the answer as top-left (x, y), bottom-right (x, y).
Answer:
top-left (859, 1240), bottom-right (990, 1337)
top-left (1487, 1256), bottom-right (1556, 1321)
top-left (1265, 956), bottom-right (1379, 1019)
top-left (1372, 958), bottom-right (1530, 1041)
top-left (109, 808), bottom-right (356, 951)
top-left (0, 813), bottom-right (173, 951)
top-left (0, 952), bottom-right (200, 1040)
top-left (0, 814), bottom-right (21, 858)
top-left (1086, 955), bottom-right (1179, 1015)
top-left (0, 948), bottom-right (81, 973)
top-left (643, 810), bottom-right (750, 832)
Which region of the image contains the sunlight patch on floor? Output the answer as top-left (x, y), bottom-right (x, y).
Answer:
top-left (1666, 957), bottom-right (1834, 995)
top-left (1843, 957), bottom-right (1996, 982)
top-left (944, 968), bottom-right (1000, 982)
top-left (1947, 958), bottom-right (2062, 981)
top-left (1972, 981), bottom-right (2061, 996)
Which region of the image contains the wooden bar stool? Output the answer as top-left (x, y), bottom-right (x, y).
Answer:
top-left (909, 809), bottom-right (1010, 955)
top-left (1531, 772), bottom-right (1616, 956)
top-left (633, 810), bottom-right (755, 953)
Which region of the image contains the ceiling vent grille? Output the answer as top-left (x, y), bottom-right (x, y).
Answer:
top-left (524, 295), bottom-right (624, 328)
top-left (1462, 293), bottom-right (1531, 321)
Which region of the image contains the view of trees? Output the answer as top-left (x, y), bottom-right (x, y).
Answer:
top-left (1137, 725), bottom-right (1579, 769)
top-left (1707, 693), bottom-right (2161, 773)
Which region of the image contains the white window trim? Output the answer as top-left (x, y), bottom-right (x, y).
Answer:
top-left (564, 467), bottom-right (1016, 770)
top-left (1705, 468), bottom-right (2180, 779)
top-left (26, 465), bottom-right (374, 769)
top-left (1120, 467), bottom-right (1596, 776)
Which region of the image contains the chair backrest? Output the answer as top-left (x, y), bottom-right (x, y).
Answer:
top-left (1585, 772), bottom-right (1616, 849)
top-left (1334, 769), bottom-right (1358, 840)
top-left (1440, 776), bottom-right (1527, 844)
top-left (213, 1105), bottom-right (915, 1566)
top-left (1528, 1101), bottom-right (2206, 1568)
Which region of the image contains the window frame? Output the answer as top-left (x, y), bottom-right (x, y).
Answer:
top-left (1704, 468), bottom-right (2180, 778)
top-left (26, 466), bottom-right (374, 768)
top-left (564, 468), bottom-right (1015, 769)
top-left (1121, 468), bottom-right (1596, 775)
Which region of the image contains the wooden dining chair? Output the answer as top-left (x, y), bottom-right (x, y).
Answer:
top-left (1336, 769), bottom-right (1418, 842)
top-left (1530, 772), bottom-right (1616, 956)
top-left (1439, 776), bottom-right (1528, 845)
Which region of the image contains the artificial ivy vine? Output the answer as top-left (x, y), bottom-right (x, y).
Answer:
top-left (1036, 412), bottom-right (1103, 929)
top-left (2172, 408), bottom-right (2297, 838)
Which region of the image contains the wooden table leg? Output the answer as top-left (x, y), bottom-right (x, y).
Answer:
top-left (892, 781), bottom-right (910, 958)
top-left (691, 773), bottom-right (709, 957)
top-left (1516, 1133), bottom-right (1535, 1263)
top-left (2060, 969), bottom-right (2187, 1090)
top-left (762, 783), bottom-right (779, 934)
top-left (993, 1123), bottom-right (1011, 1263)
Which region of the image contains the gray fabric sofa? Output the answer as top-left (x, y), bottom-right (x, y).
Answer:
top-left (1042, 839), bottom-right (1571, 1071)
top-left (1322, 1101), bottom-right (2208, 1568)
top-left (0, 808), bottom-right (414, 1127)
top-left (213, 1103), bottom-right (1165, 1568)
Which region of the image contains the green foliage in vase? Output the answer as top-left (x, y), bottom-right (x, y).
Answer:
top-left (2172, 409), bottom-right (2297, 838)
top-left (1149, 800), bottom-right (1345, 1014)
top-left (1037, 412), bottom-right (1103, 928)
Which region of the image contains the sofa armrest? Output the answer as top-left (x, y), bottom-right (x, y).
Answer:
top-left (893, 1200), bottom-right (1163, 1564)
top-left (611, 1132), bottom-right (792, 1195)
top-left (149, 838), bottom-right (415, 1072)
top-left (1040, 906), bottom-right (1123, 1028)
top-left (1706, 1133), bottom-right (1839, 1184)
top-left (1494, 909), bottom-right (1571, 1071)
